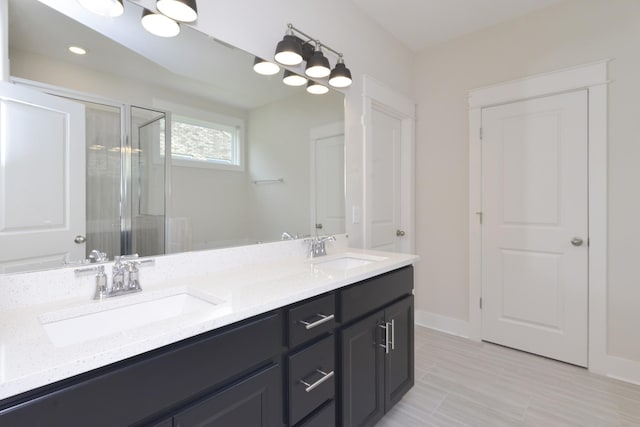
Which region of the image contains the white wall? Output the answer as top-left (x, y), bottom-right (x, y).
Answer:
top-left (413, 0), bottom-right (640, 362)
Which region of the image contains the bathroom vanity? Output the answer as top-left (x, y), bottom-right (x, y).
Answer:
top-left (0, 243), bottom-right (417, 426)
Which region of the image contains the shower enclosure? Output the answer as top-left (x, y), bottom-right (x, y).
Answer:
top-left (81, 97), bottom-right (170, 261)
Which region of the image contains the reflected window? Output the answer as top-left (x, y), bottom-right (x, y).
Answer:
top-left (161, 115), bottom-right (244, 170)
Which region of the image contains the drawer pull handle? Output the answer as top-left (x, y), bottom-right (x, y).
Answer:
top-left (298, 313), bottom-right (335, 330)
top-left (300, 369), bottom-right (335, 392)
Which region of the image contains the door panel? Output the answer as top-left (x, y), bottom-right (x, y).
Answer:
top-left (369, 107), bottom-right (401, 252)
top-left (481, 90), bottom-right (588, 366)
top-left (0, 82), bottom-right (85, 273)
top-left (384, 295), bottom-right (414, 411)
top-left (340, 310), bottom-right (385, 427)
top-left (314, 132), bottom-right (345, 235)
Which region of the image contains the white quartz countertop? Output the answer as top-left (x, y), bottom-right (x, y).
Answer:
top-left (0, 244), bottom-right (417, 402)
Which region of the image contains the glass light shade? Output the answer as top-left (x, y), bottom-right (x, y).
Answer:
top-left (141, 10), bottom-right (180, 37)
top-left (307, 81), bottom-right (329, 95)
top-left (253, 57), bottom-right (280, 76)
top-left (328, 61), bottom-right (352, 88)
top-left (305, 50), bottom-right (331, 78)
top-left (156, 0), bottom-right (198, 23)
top-left (283, 70), bottom-right (307, 86)
top-left (274, 35), bottom-right (303, 66)
top-left (77, 0), bottom-right (124, 17)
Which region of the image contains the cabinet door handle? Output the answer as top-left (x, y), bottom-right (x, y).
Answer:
top-left (299, 369), bottom-right (335, 392)
top-left (390, 318), bottom-right (395, 351)
top-left (298, 313), bottom-right (335, 330)
top-left (379, 322), bottom-right (391, 354)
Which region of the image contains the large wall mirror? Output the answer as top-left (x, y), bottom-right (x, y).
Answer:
top-left (1, 0), bottom-right (345, 274)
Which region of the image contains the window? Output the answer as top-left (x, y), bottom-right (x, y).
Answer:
top-left (161, 115), bottom-right (244, 170)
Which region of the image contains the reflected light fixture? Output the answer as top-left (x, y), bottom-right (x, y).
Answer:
top-left (328, 56), bottom-right (352, 88)
top-left (282, 70), bottom-right (307, 87)
top-left (307, 80), bottom-right (329, 95)
top-left (305, 43), bottom-right (331, 78)
top-left (141, 9), bottom-right (180, 37)
top-left (253, 57), bottom-right (280, 76)
top-left (156, 0), bottom-right (198, 23)
top-left (77, 0), bottom-right (124, 17)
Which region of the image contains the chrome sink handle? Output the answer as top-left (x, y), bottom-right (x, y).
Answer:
top-left (305, 235), bottom-right (336, 258)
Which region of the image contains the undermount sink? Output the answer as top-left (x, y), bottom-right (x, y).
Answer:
top-left (40, 290), bottom-right (224, 347)
top-left (311, 253), bottom-right (388, 271)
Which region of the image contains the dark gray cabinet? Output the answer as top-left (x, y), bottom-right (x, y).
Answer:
top-left (173, 363), bottom-right (282, 427)
top-left (339, 295), bottom-right (414, 427)
top-left (0, 266), bottom-right (414, 427)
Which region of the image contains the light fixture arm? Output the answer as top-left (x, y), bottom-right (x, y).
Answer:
top-left (286, 23), bottom-right (344, 59)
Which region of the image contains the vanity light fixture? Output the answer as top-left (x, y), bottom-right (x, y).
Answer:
top-left (156, 0), bottom-right (198, 23)
top-left (305, 43), bottom-right (331, 79)
top-left (268, 23), bottom-right (353, 90)
top-left (274, 28), bottom-right (304, 66)
top-left (282, 70), bottom-right (308, 86)
top-left (328, 56), bottom-right (352, 88)
top-left (141, 9), bottom-right (180, 38)
top-left (77, 0), bottom-right (124, 17)
top-left (307, 80), bottom-right (329, 95)
top-left (253, 57), bottom-right (281, 76)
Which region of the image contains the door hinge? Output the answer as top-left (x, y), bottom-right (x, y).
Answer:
top-left (479, 127), bottom-right (483, 140)
top-left (480, 298), bottom-right (483, 309)
top-left (475, 211), bottom-right (483, 224)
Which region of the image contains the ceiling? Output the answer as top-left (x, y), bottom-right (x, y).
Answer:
top-left (350, 0), bottom-right (565, 51)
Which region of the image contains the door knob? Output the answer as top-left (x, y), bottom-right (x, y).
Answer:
top-left (396, 230), bottom-right (405, 237)
top-left (571, 237), bottom-right (584, 247)
top-left (74, 235), bottom-right (87, 244)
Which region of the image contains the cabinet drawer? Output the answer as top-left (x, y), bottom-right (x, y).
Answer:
top-left (288, 335), bottom-right (335, 426)
top-left (288, 293), bottom-right (336, 348)
top-left (174, 363), bottom-right (282, 427)
top-left (338, 266), bottom-right (413, 324)
top-left (297, 400), bottom-right (335, 427)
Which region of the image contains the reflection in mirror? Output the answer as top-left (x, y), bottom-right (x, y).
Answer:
top-left (2, 0), bottom-right (345, 274)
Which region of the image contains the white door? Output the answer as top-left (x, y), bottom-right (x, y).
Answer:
top-left (0, 82), bottom-right (85, 273)
top-left (312, 123), bottom-right (345, 235)
top-left (368, 104), bottom-right (403, 252)
top-left (481, 90), bottom-right (588, 366)
top-left (363, 76), bottom-right (415, 254)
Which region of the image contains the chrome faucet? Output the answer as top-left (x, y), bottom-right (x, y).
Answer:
top-left (74, 254), bottom-right (153, 300)
top-left (306, 235), bottom-right (336, 258)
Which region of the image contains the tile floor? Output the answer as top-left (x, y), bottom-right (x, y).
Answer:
top-left (377, 326), bottom-right (640, 427)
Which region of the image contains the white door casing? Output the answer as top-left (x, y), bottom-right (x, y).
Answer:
top-left (0, 81), bottom-right (85, 273)
top-left (468, 61), bottom-right (608, 375)
top-left (481, 90), bottom-right (588, 366)
top-left (363, 76), bottom-right (415, 254)
top-left (310, 122), bottom-right (345, 236)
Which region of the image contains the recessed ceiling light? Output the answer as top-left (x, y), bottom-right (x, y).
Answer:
top-left (68, 46), bottom-right (87, 55)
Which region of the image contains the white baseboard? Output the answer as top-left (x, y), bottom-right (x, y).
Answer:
top-left (415, 309), bottom-right (472, 339)
top-left (415, 310), bottom-right (640, 386)
top-left (605, 355), bottom-right (640, 386)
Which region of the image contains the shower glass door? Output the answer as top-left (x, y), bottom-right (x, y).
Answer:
top-left (127, 106), bottom-right (170, 257)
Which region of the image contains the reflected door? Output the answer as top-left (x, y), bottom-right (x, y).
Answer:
top-left (312, 122), bottom-right (345, 236)
top-left (128, 106), bottom-right (168, 257)
top-left (481, 90), bottom-right (588, 366)
top-left (0, 82), bottom-right (85, 273)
